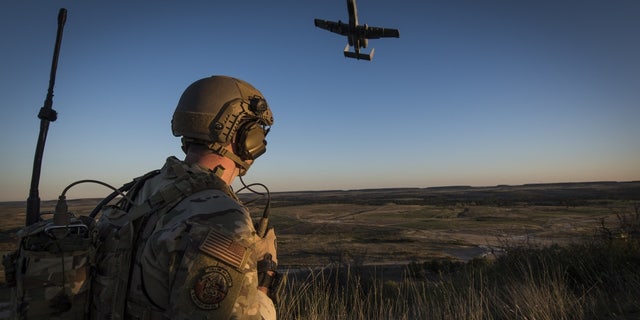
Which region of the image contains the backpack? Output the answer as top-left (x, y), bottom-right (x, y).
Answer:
top-left (3, 164), bottom-right (226, 320)
top-left (89, 164), bottom-right (229, 319)
top-left (2, 213), bottom-right (96, 319)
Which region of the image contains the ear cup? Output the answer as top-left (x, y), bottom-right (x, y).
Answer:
top-left (236, 122), bottom-right (267, 160)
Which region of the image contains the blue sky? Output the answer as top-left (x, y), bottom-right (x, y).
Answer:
top-left (1, 0), bottom-right (639, 201)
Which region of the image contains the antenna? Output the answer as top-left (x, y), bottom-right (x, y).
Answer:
top-left (26, 8), bottom-right (68, 226)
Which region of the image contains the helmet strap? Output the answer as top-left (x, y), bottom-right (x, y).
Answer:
top-left (207, 142), bottom-right (251, 176)
top-left (212, 165), bottom-right (225, 178)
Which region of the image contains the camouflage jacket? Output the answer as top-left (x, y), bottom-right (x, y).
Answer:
top-left (91, 156), bottom-right (276, 320)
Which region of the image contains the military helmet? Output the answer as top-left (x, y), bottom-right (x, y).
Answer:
top-left (172, 75), bottom-right (274, 173)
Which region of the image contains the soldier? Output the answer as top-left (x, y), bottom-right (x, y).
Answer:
top-left (90, 75), bottom-right (279, 319)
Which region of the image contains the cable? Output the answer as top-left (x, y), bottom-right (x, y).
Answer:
top-left (88, 180), bottom-right (136, 218)
top-left (60, 179), bottom-right (131, 201)
top-left (51, 179), bottom-right (136, 220)
top-left (238, 176), bottom-right (271, 219)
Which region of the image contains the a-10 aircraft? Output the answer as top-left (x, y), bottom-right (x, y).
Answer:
top-left (314, 0), bottom-right (400, 61)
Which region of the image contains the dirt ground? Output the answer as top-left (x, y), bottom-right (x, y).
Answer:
top-left (267, 201), bottom-right (629, 266)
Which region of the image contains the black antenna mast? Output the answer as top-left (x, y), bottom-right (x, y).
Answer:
top-left (26, 8), bottom-right (68, 226)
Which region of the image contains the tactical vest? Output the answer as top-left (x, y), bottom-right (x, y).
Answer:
top-left (3, 164), bottom-right (230, 320)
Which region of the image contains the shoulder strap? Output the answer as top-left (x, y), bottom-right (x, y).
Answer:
top-left (127, 168), bottom-right (230, 222)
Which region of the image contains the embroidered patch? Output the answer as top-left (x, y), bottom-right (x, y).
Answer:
top-left (190, 266), bottom-right (233, 310)
top-left (199, 229), bottom-right (247, 269)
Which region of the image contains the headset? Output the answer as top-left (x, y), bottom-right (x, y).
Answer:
top-left (201, 95), bottom-right (272, 175)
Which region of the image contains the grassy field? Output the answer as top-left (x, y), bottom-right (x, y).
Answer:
top-left (1, 181), bottom-right (639, 318)
top-left (261, 181), bottom-right (639, 268)
top-left (277, 234), bottom-right (640, 319)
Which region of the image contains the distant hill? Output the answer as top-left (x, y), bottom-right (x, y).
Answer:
top-left (3, 181), bottom-right (639, 208)
top-left (260, 181), bottom-right (640, 207)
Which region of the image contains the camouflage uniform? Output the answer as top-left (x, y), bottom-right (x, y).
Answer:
top-left (90, 75), bottom-right (277, 320)
top-left (97, 156), bottom-right (277, 319)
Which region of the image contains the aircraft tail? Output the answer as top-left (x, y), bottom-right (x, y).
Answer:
top-left (343, 44), bottom-right (374, 60)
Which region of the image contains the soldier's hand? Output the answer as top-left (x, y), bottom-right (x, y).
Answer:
top-left (255, 227), bottom-right (277, 264)
top-left (256, 227), bottom-right (281, 303)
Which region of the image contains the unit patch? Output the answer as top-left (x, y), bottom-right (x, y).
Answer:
top-left (190, 266), bottom-right (233, 310)
top-left (199, 228), bottom-right (247, 269)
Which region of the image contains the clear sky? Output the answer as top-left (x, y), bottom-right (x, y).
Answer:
top-left (1, 0), bottom-right (639, 201)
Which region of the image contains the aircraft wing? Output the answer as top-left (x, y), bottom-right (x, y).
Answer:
top-left (314, 19), bottom-right (349, 36)
top-left (361, 25), bottom-right (400, 39)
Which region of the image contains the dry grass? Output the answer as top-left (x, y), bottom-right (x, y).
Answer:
top-left (276, 233), bottom-right (640, 319)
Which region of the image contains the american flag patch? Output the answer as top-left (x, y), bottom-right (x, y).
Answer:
top-left (199, 229), bottom-right (247, 270)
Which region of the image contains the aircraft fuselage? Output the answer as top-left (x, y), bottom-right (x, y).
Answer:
top-left (347, 0), bottom-right (364, 51)
top-left (348, 0), bottom-right (358, 28)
